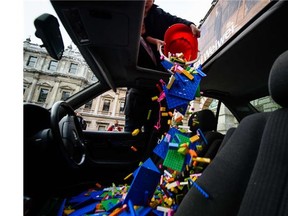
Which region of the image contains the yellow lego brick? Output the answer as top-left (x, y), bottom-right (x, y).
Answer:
top-left (190, 134), bottom-right (200, 143)
top-left (162, 112), bottom-right (168, 116)
top-left (132, 128), bottom-right (140, 136)
top-left (64, 209), bottom-right (75, 215)
top-left (151, 96), bottom-right (158, 101)
top-left (192, 157), bottom-right (211, 163)
top-left (181, 69), bottom-right (194, 80)
top-left (147, 109), bottom-right (152, 120)
top-left (177, 146), bottom-right (187, 155)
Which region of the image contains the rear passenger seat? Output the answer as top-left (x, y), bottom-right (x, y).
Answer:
top-left (217, 127), bottom-right (236, 152)
top-left (188, 109), bottom-right (224, 161)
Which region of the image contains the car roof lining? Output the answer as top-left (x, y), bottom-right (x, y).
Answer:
top-left (201, 0), bottom-right (288, 101)
top-left (51, 0), bottom-right (147, 90)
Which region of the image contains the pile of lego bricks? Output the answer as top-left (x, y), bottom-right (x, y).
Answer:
top-left (61, 126), bottom-right (210, 216)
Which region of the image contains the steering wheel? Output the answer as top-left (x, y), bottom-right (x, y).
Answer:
top-left (50, 101), bottom-right (86, 168)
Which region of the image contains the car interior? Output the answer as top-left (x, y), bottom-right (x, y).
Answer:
top-left (23, 0), bottom-right (288, 215)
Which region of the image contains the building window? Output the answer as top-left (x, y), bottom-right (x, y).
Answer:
top-left (69, 63), bottom-right (78, 74)
top-left (84, 121), bottom-right (90, 129)
top-left (102, 99), bottom-right (110, 112)
top-left (120, 101), bottom-right (125, 113)
top-left (98, 125), bottom-right (106, 131)
top-left (23, 85), bottom-right (28, 95)
top-left (61, 91), bottom-right (70, 100)
top-left (38, 88), bottom-right (49, 103)
top-left (84, 100), bottom-right (92, 110)
top-left (48, 60), bottom-right (58, 71)
top-left (27, 56), bottom-right (37, 67)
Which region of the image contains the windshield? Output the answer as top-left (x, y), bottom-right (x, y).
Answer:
top-left (23, 41), bottom-right (99, 109)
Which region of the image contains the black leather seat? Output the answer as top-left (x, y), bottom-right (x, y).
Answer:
top-left (176, 50), bottom-right (288, 216)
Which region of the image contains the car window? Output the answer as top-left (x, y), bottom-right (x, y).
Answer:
top-left (205, 95), bottom-right (282, 134)
top-left (74, 88), bottom-right (127, 131)
top-left (250, 95), bottom-right (282, 112)
top-left (207, 98), bottom-right (239, 134)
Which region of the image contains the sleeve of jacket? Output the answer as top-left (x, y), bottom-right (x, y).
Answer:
top-left (143, 5), bottom-right (196, 40)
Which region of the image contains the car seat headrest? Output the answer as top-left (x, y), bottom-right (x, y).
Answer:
top-left (268, 50), bottom-right (288, 108)
top-left (188, 109), bottom-right (217, 134)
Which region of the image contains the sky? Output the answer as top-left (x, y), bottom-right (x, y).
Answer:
top-left (23, 0), bottom-right (213, 47)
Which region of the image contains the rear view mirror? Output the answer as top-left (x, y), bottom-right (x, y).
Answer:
top-left (34, 13), bottom-right (64, 60)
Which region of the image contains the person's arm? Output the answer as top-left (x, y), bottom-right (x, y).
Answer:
top-left (146, 36), bottom-right (165, 51)
top-left (190, 24), bottom-right (201, 38)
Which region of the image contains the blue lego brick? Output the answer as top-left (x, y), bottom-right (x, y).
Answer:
top-left (127, 200), bottom-right (136, 216)
top-left (189, 140), bottom-right (199, 151)
top-left (124, 158), bottom-right (161, 206)
top-left (135, 206), bottom-right (153, 216)
top-left (67, 201), bottom-right (99, 216)
top-left (196, 65), bottom-right (207, 77)
top-left (163, 85), bottom-right (190, 110)
top-left (153, 138), bottom-right (169, 159)
top-left (168, 73), bottom-right (201, 101)
top-left (57, 199), bottom-right (66, 216)
top-left (174, 102), bottom-right (189, 115)
top-left (161, 59), bottom-right (174, 70)
top-left (168, 127), bottom-right (182, 138)
top-left (185, 153), bottom-right (191, 166)
top-left (152, 209), bottom-right (164, 216)
top-left (69, 190), bottom-right (103, 204)
top-left (197, 128), bottom-right (208, 145)
top-left (162, 73), bottom-right (200, 112)
top-left (119, 206), bottom-right (153, 216)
